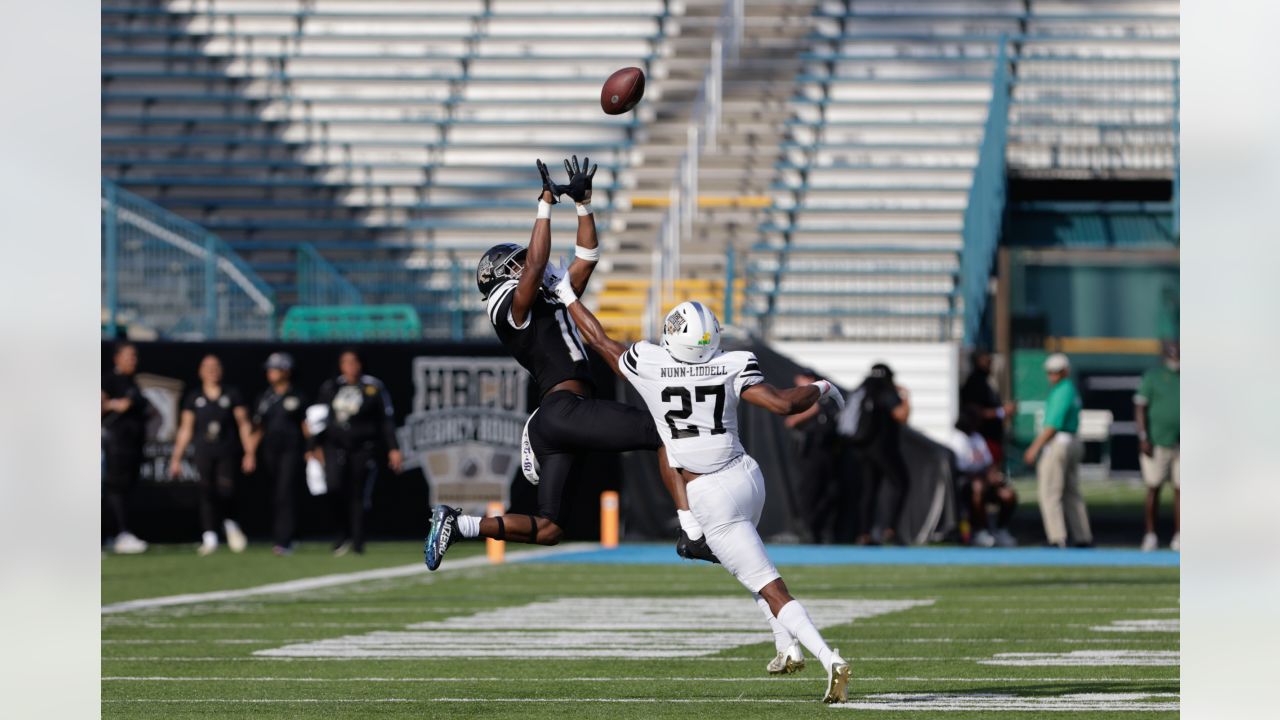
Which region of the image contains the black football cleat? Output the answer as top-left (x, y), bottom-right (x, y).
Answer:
top-left (676, 530), bottom-right (720, 564)
top-left (424, 504), bottom-right (461, 571)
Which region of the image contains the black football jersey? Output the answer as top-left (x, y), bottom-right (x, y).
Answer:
top-left (181, 386), bottom-right (246, 456)
top-left (487, 279), bottom-right (594, 398)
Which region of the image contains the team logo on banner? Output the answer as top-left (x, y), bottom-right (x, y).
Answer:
top-left (396, 357), bottom-right (529, 514)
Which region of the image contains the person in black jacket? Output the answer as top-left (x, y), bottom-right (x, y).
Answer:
top-left (786, 369), bottom-right (841, 543)
top-left (849, 363), bottom-right (912, 545)
top-left (169, 354), bottom-right (255, 556)
top-left (101, 342), bottom-right (150, 554)
top-left (313, 349), bottom-right (403, 556)
top-left (248, 352), bottom-right (310, 556)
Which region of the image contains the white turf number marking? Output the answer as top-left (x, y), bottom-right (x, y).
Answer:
top-left (255, 597), bottom-right (932, 659)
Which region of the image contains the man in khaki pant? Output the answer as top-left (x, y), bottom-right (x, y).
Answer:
top-left (1136, 340), bottom-right (1179, 552)
top-left (1023, 353), bottom-right (1093, 548)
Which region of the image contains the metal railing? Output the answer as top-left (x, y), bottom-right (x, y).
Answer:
top-left (645, 0), bottom-right (743, 338)
top-left (102, 178), bottom-right (276, 339)
top-left (296, 243), bottom-right (363, 307)
top-left (960, 36), bottom-right (1012, 347)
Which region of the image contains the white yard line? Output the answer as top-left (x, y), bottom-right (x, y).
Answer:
top-left (102, 675), bottom-right (1176, 683)
top-left (100, 544), bottom-right (591, 615)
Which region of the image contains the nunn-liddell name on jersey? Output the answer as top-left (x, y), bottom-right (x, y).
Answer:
top-left (660, 364), bottom-right (728, 378)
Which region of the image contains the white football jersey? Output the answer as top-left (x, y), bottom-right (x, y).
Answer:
top-left (619, 341), bottom-right (764, 474)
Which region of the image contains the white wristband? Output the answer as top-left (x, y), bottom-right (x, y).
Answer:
top-left (536, 200), bottom-right (552, 220)
top-left (575, 201), bottom-right (593, 217)
top-left (574, 245), bottom-right (600, 262)
top-left (552, 275), bottom-right (578, 306)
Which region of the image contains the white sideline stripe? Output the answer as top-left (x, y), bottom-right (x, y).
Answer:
top-left (100, 544), bottom-right (590, 614)
top-left (1091, 619), bottom-right (1180, 633)
top-left (101, 675), bottom-right (1172, 683)
top-left (981, 650), bottom-right (1180, 667)
top-left (105, 695), bottom-right (1178, 708)
top-left (831, 692), bottom-right (1179, 712)
top-left (99, 655), bottom-right (1010, 663)
top-left (103, 698), bottom-right (809, 705)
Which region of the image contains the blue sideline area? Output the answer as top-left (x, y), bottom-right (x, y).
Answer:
top-left (524, 544), bottom-right (1179, 568)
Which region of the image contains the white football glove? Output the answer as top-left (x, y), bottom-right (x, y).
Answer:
top-left (551, 271), bottom-right (578, 306)
top-left (542, 255), bottom-right (569, 295)
top-left (812, 380), bottom-right (845, 411)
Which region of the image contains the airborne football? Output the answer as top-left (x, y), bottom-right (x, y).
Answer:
top-left (101, 0), bottom-right (1180, 717)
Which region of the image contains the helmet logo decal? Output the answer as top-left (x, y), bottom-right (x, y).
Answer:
top-left (664, 312), bottom-right (687, 336)
top-left (477, 256), bottom-right (494, 284)
top-left (697, 331), bottom-right (712, 346)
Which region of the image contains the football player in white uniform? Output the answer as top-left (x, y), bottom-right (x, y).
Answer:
top-left (550, 276), bottom-right (852, 704)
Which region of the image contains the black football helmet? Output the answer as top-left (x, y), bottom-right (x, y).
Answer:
top-left (476, 243), bottom-right (528, 299)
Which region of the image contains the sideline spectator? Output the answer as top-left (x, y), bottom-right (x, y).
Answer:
top-left (249, 352), bottom-right (310, 556)
top-left (1023, 353), bottom-right (1093, 548)
top-left (845, 362), bottom-right (911, 545)
top-left (785, 369), bottom-right (840, 543)
top-left (101, 342), bottom-right (150, 554)
top-left (169, 354), bottom-right (255, 556)
top-left (960, 349), bottom-right (1016, 465)
top-left (1136, 340), bottom-right (1180, 552)
top-left (312, 349), bottom-right (403, 556)
top-left (950, 407), bottom-right (1018, 547)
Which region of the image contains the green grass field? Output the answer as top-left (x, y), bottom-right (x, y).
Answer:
top-left (102, 541), bottom-right (1179, 718)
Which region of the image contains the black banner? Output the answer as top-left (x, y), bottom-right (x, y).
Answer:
top-left (101, 340), bottom-right (620, 544)
top-left (104, 337), bottom-right (955, 546)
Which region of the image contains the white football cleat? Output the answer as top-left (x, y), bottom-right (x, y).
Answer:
top-left (972, 529), bottom-right (996, 548)
top-left (197, 531), bottom-right (218, 556)
top-left (767, 641), bottom-right (805, 675)
top-left (993, 528), bottom-right (1017, 547)
top-left (1169, 532), bottom-right (1180, 552)
top-left (823, 649), bottom-right (851, 704)
top-left (112, 532), bottom-right (148, 555)
top-left (224, 520), bottom-right (247, 553)
top-left (1140, 532), bottom-right (1158, 552)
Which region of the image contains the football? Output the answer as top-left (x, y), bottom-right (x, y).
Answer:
top-left (601, 66), bottom-right (646, 115)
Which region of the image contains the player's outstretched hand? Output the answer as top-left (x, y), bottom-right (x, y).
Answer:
top-left (555, 154), bottom-right (597, 204)
top-left (536, 159), bottom-right (561, 203)
top-left (813, 380), bottom-right (845, 411)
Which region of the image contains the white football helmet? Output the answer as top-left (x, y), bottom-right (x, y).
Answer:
top-left (661, 301), bottom-right (722, 364)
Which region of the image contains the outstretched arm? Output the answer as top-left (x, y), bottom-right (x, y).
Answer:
top-left (556, 155), bottom-right (600, 297)
top-left (741, 383), bottom-right (821, 416)
top-left (561, 288), bottom-right (628, 378)
top-left (510, 161), bottom-right (560, 327)
top-left (742, 379), bottom-right (843, 416)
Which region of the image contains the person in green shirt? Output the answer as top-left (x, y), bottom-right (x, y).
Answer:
top-left (1136, 340), bottom-right (1180, 552)
top-left (1023, 353), bottom-right (1093, 548)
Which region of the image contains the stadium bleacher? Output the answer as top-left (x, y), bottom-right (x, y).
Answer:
top-left (102, 0), bottom-right (676, 337)
top-left (744, 0), bottom-right (1178, 342)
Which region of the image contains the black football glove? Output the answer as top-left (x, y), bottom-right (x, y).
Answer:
top-left (536, 159), bottom-right (561, 203)
top-left (555, 154), bottom-right (597, 204)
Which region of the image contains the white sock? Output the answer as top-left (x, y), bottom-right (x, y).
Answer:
top-left (753, 593), bottom-right (795, 653)
top-left (224, 519), bottom-right (241, 534)
top-left (677, 509), bottom-right (704, 540)
top-left (201, 531), bottom-right (218, 546)
top-left (776, 600), bottom-right (834, 670)
top-left (457, 515), bottom-right (482, 539)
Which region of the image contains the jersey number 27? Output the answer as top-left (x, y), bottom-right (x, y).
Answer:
top-left (661, 385), bottom-right (727, 439)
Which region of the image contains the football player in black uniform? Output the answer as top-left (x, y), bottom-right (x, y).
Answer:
top-left (425, 156), bottom-right (714, 569)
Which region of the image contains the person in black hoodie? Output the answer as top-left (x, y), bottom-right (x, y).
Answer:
top-left (312, 349), bottom-right (402, 556)
top-left (846, 363), bottom-right (912, 545)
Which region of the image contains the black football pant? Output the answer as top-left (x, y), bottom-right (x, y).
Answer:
top-left (195, 451), bottom-right (239, 534)
top-left (325, 445), bottom-right (379, 551)
top-left (856, 442), bottom-right (909, 539)
top-left (261, 447), bottom-right (304, 548)
top-left (527, 390), bottom-right (662, 524)
top-left (102, 446), bottom-right (142, 537)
